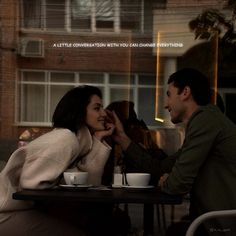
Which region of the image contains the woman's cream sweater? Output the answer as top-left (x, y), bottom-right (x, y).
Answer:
top-left (0, 127), bottom-right (111, 222)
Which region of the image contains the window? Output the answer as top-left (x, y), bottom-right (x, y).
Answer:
top-left (46, 0), bottom-right (66, 30)
top-left (95, 0), bottom-right (114, 30)
top-left (18, 71), bottom-right (46, 123)
top-left (137, 75), bottom-right (156, 126)
top-left (22, 0), bottom-right (42, 28)
top-left (120, 0), bottom-right (142, 32)
top-left (71, 0), bottom-right (92, 30)
top-left (22, 0), bottom-right (65, 30)
top-left (71, 0), bottom-right (117, 32)
top-left (17, 70), bottom-right (157, 127)
top-left (22, 0), bottom-right (144, 33)
top-left (18, 71), bottom-right (75, 125)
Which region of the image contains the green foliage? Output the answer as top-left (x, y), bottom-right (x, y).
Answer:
top-left (189, 0), bottom-right (236, 45)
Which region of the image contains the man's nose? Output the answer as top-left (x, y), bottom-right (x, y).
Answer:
top-left (164, 100), bottom-right (169, 109)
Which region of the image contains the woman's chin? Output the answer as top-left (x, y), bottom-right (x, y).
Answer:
top-left (91, 125), bottom-right (106, 132)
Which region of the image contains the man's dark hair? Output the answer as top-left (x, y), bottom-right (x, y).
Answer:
top-left (52, 85), bottom-right (102, 133)
top-left (168, 68), bottom-right (211, 105)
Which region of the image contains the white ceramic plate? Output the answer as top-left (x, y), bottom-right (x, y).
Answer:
top-left (112, 184), bottom-right (123, 188)
top-left (122, 185), bottom-right (154, 189)
top-left (59, 184), bottom-right (92, 189)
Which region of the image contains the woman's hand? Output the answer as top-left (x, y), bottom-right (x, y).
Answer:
top-left (94, 121), bottom-right (115, 141)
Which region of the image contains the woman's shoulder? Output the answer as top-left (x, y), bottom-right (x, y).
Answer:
top-left (51, 128), bottom-right (75, 136)
top-left (44, 128), bottom-right (76, 139)
top-left (29, 128), bottom-right (77, 147)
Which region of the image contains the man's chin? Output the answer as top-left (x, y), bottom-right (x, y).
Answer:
top-left (171, 118), bottom-right (181, 124)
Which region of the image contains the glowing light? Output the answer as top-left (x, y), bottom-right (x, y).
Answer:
top-left (155, 117), bottom-right (164, 123)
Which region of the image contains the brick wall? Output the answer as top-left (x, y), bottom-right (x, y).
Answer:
top-left (0, 1), bottom-right (156, 140)
top-left (0, 0), bottom-right (19, 139)
top-left (18, 33), bottom-right (156, 73)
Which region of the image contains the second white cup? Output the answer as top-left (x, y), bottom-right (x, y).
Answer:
top-left (126, 173), bottom-right (150, 186)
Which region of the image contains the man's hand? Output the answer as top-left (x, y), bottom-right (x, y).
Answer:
top-left (158, 173), bottom-right (169, 189)
top-left (106, 110), bottom-right (131, 151)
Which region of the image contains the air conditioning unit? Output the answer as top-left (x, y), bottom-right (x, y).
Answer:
top-left (19, 38), bottom-right (44, 58)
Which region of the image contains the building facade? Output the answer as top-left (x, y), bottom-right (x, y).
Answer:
top-left (0, 0), bottom-right (235, 155)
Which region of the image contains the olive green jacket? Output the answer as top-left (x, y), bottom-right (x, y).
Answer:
top-left (124, 105), bottom-right (236, 233)
top-left (163, 105), bottom-right (236, 214)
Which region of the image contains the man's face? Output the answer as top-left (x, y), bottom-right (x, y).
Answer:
top-left (165, 82), bottom-right (186, 124)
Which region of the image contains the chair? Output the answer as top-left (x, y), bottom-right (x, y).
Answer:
top-left (185, 209), bottom-right (236, 236)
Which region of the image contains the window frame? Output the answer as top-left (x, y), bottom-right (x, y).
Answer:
top-left (21, 0), bottom-right (144, 33)
top-left (16, 70), bottom-right (157, 127)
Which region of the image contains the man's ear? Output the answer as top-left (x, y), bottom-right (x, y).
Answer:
top-left (181, 86), bottom-right (191, 100)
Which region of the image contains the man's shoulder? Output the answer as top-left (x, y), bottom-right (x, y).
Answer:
top-left (190, 105), bottom-right (224, 123)
top-left (188, 104), bottom-right (236, 134)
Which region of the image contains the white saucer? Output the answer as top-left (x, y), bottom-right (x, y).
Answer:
top-left (122, 185), bottom-right (154, 189)
top-left (59, 184), bottom-right (92, 189)
top-left (112, 184), bottom-right (123, 188)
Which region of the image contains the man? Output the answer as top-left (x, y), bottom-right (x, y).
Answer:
top-left (111, 68), bottom-right (236, 235)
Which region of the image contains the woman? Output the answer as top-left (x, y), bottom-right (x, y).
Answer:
top-left (0, 85), bottom-right (114, 236)
top-left (106, 100), bottom-right (167, 185)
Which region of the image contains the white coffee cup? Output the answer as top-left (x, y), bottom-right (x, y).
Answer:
top-left (126, 173), bottom-right (150, 186)
top-left (63, 170), bottom-right (88, 185)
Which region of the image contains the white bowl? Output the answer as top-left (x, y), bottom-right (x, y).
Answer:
top-left (126, 173), bottom-right (150, 186)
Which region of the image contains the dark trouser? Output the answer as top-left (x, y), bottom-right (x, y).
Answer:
top-left (0, 210), bottom-right (85, 236)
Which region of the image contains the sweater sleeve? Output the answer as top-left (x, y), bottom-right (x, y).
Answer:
top-left (77, 136), bottom-right (111, 186)
top-left (19, 130), bottom-right (80, 189)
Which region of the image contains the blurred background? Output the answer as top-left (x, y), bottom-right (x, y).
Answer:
top-left (0, 0), bottom-right (236, 175)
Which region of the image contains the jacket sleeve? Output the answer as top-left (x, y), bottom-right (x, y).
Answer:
top-left (124, 142), bottom-right (175, 185)
top-left (19, 131), bottom-right (80, 189)
top-left (77, 136), bottom-right (111, 186)
top-left (162, 111), bottom-right (220, 195)
top-left (123, 142), bottom-right (162, 183)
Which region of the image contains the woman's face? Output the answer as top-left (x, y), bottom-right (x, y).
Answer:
top-left (85, 95), bottom-right (107, 132)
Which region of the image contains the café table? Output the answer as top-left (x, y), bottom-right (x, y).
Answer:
top-left (13, 186), bottom-right (183, 235)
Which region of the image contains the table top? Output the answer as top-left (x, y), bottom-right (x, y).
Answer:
top-left (13, 186), bottom-right (183, 205)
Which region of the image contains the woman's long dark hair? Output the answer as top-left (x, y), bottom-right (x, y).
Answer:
top-left (52, 85), bottom-right (102, 133)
